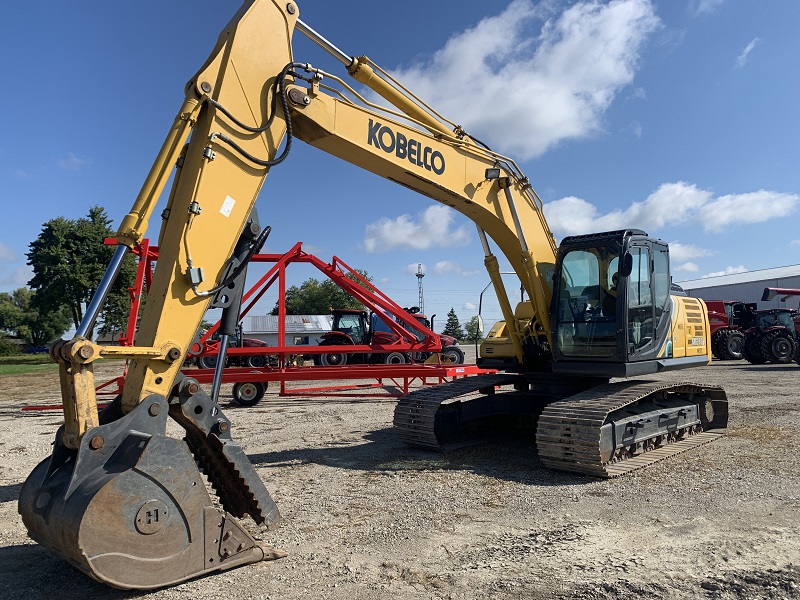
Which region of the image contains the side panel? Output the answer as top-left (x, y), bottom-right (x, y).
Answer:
top-left (664, 296), bottom-right (712, 362)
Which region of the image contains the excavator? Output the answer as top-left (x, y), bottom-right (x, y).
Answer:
top-left (18, 0), bottom-right (728, 590)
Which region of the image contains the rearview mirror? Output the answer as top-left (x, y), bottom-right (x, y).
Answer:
top-left (476, 315), bottom-right (484, 335)
top-left (619, 252), bottom-right (633, 277)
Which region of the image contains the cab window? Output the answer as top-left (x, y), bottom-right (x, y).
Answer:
top-left (555, 248), bottom-right (619, 358)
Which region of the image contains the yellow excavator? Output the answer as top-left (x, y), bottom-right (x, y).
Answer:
top-left (19, 0), bottom-right (728, 590)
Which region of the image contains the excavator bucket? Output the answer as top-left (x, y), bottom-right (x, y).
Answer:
top-left (18, 376), bottom-right (281, 590)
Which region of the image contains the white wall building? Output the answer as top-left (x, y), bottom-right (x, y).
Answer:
top-left (240, 314), bottom-right (333, 347)
top-left (678, 265), bottom-right (800, 310)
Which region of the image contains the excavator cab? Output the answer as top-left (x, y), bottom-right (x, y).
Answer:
top-left (550, 229), bottom-right (707, 377)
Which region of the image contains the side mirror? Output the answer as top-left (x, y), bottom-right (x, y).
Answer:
top-left (476, 315), bottom-right (485, 335)
top-left (619, 252), bottom-right (633, 277)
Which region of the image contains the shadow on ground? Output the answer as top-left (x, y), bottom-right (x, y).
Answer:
top-left (248, 426), bottom-right (591, 487)
top-left (0, 543), bottom-right (144, 600)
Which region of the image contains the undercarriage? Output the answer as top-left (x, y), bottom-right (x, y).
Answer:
top-left (393, 373), bottom-right (728, 477)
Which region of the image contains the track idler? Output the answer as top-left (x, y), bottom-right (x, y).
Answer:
top-left (19, 377), bottom-right (281, 590)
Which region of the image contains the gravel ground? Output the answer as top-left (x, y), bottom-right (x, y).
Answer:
top-left (1, 349), bottom-right (799, 599)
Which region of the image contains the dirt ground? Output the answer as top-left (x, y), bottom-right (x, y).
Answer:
top-left (1, 349), bottom-right (799, 600)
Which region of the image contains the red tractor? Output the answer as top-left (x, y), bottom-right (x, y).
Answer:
top-left (392, 309), bottom-right (465, 364)
top-left (193, 325), bottom-right (276, 369)
top-left (706, 300), bottom-right (756, 360)
top-left (741, 308), bottom-right (799, 365)
top-left (759, 288), bottom-right (800, 366)
top-left (314, 307), bottom-right (464, 366)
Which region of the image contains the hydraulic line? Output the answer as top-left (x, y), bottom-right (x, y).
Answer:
top-left (207, 62), bottom-right (305, 168)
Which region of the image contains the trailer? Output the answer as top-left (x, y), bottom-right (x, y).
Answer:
top-left (96, 239), bottom-right (494, 405)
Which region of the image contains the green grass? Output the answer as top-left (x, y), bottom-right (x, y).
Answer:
top-left (0, 354), bottom-right (58, 376)
top-left (0, 363), bottom-right (59, 376)
top-left (0, 353), bottom-right (128, 377)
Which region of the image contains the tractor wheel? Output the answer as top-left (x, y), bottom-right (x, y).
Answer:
top-left (197, 355), bottom-right (218, 369)
top-left (246, 355), bottom-right (268, 368)
top-left (760, 330), bottom-right (796, 364)
top-left (319, 342), bottom-right (350, 366)
top-left (742, 333), bottom-right (767, 364)
top-left (719, 330), bottom-right (745, 360)
top-left (382, 351), bottom-right (408, 365)
top-left (441, 345), bottom-right (465, 364)
top-left (711, 330), bottom-right (726, 359)
top-left (232, 381), bottom-right (266, 407)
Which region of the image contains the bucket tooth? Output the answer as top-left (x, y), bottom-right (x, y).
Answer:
top-left (170, 377), bottom-right (280, 525)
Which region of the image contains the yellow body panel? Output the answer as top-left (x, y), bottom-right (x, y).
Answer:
top-left (662, 296), bottom-right (713, 362)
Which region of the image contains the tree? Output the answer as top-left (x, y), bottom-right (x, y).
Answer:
top-left (464, 315), bottom-right (485, 344)
top-left (27, 206), bottom-right (136, 338)
top-left (0, 333), bottom-right (17, 356)
top-left (271, 270), bottom-right (373, 315)
top-left (441, 308), bottom-right (465, 341)
top-left (0, 287), bottom-right (72, 347)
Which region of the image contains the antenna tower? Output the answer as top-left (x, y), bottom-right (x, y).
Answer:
top-left (416, 264), bottom-right (425, 315)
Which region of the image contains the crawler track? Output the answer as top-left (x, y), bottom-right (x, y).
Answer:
top-left (393, 375), bottom-right (728, 477)
top-left (393, 373), bottom-right (528, 450)
top-left (536, 380), bottom-right (728, 477)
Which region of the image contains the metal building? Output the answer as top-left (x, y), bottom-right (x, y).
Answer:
top-left (677, 265), bottom-right (800, 310)
top-left (241, 314), bottom-right (333, 347)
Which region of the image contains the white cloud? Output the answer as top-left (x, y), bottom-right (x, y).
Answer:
top-left (705, 265), bottom-right (747, 278)
top-left (463, 302), bottom-right (477, 311)
top-left (736, 38), bottom-right (760, 69)
top-left (0, 241), bottom-right (31, 290)
top-left (698, 190), bottom-right (797, 232)
top-left (300, 243), bottom-right (324, 256)
top-left (627, 87), bottom-right (647, 101)
top-left (543, 182), bottom-right (799, 237)
top-left (433, 260), bottom-right (461, 275)
top-left (791, 240), bottom-right (800, 247)
top-left (0, 242), bottom-right (17, 262)
top-left (692, 0), bottom-right (726, 16)
top-left (628, 121), bottom-right (643, 138)
top-left (675, 262), bottom-right (699, 273)
top-left (58, 152), bottom-right (91, 170)
top-left (392, 0), bottom-right (660, 159)
top-left (402, 263), bottom-right (426, 276)
top-left (667, 242), bottom-right (714, 262)
top-left (364, 205), bottom-right (470, 252)
top-left (0, 264), bottom-right (32, 288)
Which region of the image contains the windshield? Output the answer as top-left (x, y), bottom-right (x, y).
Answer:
top-left (758, 311), bottom-right (795, 330)
top-left (555, 246), bottom-right (620, 358)
top-left (372, 314), bottom-right (393, 333)
top-left (372, 313), bottom-right (425, 341)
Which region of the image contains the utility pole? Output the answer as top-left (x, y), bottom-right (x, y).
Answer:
top-left (416, 264), bottom-right (425, 315)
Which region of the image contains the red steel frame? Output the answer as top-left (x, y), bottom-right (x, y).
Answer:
top-left (193, 241), bottom-right (444, 360)
top-left (92, 239), bottom-right (494, 399)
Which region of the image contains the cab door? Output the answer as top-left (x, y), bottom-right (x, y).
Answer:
top-left (624, 241), bottom-right (671, 361)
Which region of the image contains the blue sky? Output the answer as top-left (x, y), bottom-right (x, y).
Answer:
top-left (1, 0), bottom-right (798, 331)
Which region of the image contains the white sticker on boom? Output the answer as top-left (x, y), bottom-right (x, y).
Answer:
top-left (220, 195), bottom-right (236, 217)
